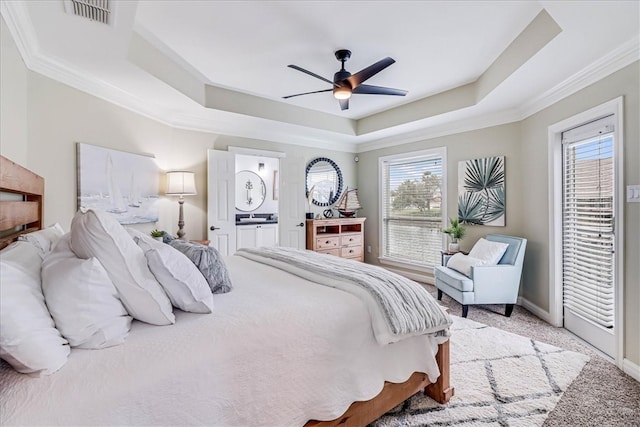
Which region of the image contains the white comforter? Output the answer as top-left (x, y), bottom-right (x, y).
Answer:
top-left (0, 255), bottom-right (443, 426)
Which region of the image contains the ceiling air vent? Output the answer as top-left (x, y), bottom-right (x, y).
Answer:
top-left (64, 0), bottom-right (111, 25)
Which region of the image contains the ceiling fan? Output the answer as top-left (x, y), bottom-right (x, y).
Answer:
top-left (284, 49), bottom-right (407, 111)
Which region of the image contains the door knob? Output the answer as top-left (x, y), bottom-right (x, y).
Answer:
top-left (210, 226), bottom-right (220, 231)
top-left (296, 222), bottom-right (304, 227)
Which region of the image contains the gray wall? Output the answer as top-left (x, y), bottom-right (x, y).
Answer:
top-left (520, 61), bottom-right (640, 364)
top-left (358, 62), bottom-right (639, 366)
top-left (357, 122), bottom-right (524, 272)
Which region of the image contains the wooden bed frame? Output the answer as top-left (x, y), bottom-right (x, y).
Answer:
top-left (0, 155), bottom-right (44, 249)
top-left (0, 154), bottom-right (453, 426)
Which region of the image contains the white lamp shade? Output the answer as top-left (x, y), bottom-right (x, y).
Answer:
top-left (166, 171), bottom-right (197, 196)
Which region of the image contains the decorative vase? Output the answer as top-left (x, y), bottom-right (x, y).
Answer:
top-left (448, 241), bottom-right (460, 253)
top-left (154, 236), bottom-right (163, 242)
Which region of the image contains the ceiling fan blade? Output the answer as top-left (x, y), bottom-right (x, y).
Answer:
top-left (346, 57), bottom-right (395, 88)
top-left (288, 65), bottom-right (339, 87)
top-left (283, 89), bottom-right (332, 99)
top-left (339, 98), bottom-right (349, 111)
top-left (352, 84), bottom-right (407, 96)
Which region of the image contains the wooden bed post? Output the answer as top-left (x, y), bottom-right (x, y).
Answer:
top-left (425, 340), bottom-right (454, 404)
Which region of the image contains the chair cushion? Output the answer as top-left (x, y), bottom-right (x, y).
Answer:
top-left (434, 265), bottom-right (474, 292)
top-left (468, 238), bottom-right (509, 265)
top-left (446, 253), bottom-right (485, 277)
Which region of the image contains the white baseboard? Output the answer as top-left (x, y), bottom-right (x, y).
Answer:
top-left (623, 358), bottom-right (640, 382)
top-left (517, 296), bottom-right (556, 325)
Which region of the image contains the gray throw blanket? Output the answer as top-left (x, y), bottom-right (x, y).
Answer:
top-left (235, 247), bottom-right (451, 345)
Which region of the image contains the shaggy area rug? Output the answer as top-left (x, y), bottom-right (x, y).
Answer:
top-left (371, 316), bottom-right (590, 427)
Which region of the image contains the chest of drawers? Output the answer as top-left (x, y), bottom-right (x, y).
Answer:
top-left (306, 218), bottom-right (366, 262)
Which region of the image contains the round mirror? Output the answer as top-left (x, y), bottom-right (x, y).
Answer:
top-left (306, 157), bottom-right (343, 207)
top-left (235, 170), bottom-right (266, 212)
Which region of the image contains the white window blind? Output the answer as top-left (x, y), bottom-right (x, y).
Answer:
top-left (380, 149), bottom-right (444, 268)
top-left (562, 115), bottom-right (615, 329)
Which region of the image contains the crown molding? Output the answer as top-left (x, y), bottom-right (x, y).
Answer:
top-left (169, 112), bottom-right (358, 153)
top-left (3, 1), bottom-right (638, 155)
top-left (1, 0), bottom-right (38, 65)
top-left (358, 35), bottom-right (639, 153)
top-left (356, 109), bottom-right (522, 153)
top-left (517, 35), bottom-right (639, 120)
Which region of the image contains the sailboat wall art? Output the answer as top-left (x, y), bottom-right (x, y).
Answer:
top-left (77, 143), bottom-right (160, 224)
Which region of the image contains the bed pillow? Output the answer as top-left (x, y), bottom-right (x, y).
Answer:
top-left (468, 238), bottom-right (510, 265)
top-left (446, 253), bottom-right (486, 277)
top-left (17, 223), bottom-right (65, 258)
top-left (70, 208), bottom-right (175, 326)
top-left (169, 240), bottom-right (233, 294)
top-left (0, 241), bottom-right (70, 375)
top-left (42, 234), bottom-right (132, 349)
top-left (133, 235), bottom-right (214, 313)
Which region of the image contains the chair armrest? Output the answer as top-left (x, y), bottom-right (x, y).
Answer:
top-left (471, 264), bottom-right (522, 303)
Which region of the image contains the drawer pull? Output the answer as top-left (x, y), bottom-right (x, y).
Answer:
top-left (325, 240), bottom-right (331, 244)
top-left (349, 249), bottom-right (354, 253)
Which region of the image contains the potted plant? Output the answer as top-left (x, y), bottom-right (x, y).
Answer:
top-left (442, 218), bottom-right (466, 253)
top-left (150, 229), bottom-right (164, 242)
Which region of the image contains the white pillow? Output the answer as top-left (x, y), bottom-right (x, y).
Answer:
top-left (42, 234), bottom-right (132, 349)
top-left (135, 236), bottom-right (214, 314)
top-left (17, 223), bottom-right (65, 258)
top-left (446, 253), bottom-right (486, 277)
top-left (468, 238), bottom-right (510, 265)
top-left (0, 241), bottom-right (70, 375)
top-left (70, 209), bottom-right (175, 326)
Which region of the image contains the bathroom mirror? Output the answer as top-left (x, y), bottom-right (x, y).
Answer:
top-left (305, 157), bottom-right (343, 207)
top-left (235, 170), bottom-right (266, 212)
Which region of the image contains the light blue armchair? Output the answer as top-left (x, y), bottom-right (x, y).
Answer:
top-left (434, 234), bottom-right (527, 318)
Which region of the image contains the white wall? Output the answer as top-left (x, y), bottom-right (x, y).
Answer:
top-left (0, 16), bottom-right (27, 164)
top-left (0, 17), bottom-right (357, 241)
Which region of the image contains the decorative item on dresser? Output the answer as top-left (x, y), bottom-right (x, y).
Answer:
top-left (165, 171), bottom-right (197, 240)
top-left (306, 217), bottom-right (365, 262)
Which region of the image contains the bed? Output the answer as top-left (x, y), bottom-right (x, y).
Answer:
top-left (0, 155), bottom-right (453, 426)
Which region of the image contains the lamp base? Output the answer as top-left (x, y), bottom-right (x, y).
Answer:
top-left (177, 198), bottom-right (186, 240)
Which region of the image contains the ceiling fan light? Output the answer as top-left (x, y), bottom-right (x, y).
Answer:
top-left (333, 87), bottom-right (352, 100)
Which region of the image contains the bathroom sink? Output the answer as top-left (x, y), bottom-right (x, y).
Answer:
top-left (239, 217), bottom-right (267, 222)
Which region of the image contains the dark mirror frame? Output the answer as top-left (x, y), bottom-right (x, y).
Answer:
top-left (305, 157), bottom-right (343, 207)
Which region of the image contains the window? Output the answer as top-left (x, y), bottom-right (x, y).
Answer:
top-left (379, 148), bottom-right (446, 269)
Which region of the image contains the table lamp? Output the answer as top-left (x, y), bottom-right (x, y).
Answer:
top-left (165, 171), bottom-right (197, 240)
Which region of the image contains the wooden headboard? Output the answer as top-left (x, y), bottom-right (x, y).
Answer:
top-left (0, 155), bottom-right (44, 249)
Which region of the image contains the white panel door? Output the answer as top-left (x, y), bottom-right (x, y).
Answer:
top-left (207, 149), bottom-right (236, 256)
top-left (561, 116), bottom-right (617, 358)
top-left (278, 155), bottom-right (306, 249)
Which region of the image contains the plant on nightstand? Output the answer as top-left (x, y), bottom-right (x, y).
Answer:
top-left (442, 218), bottom-right (466, 252)
top-left (150, 229), bottom-right (164, 242)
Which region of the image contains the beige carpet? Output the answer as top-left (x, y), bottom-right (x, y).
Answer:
top-left (371, 316), bottom-right (589, 427)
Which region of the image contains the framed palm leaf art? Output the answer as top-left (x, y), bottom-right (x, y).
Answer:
top-left (458, 156), bottom-right (505, 226)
